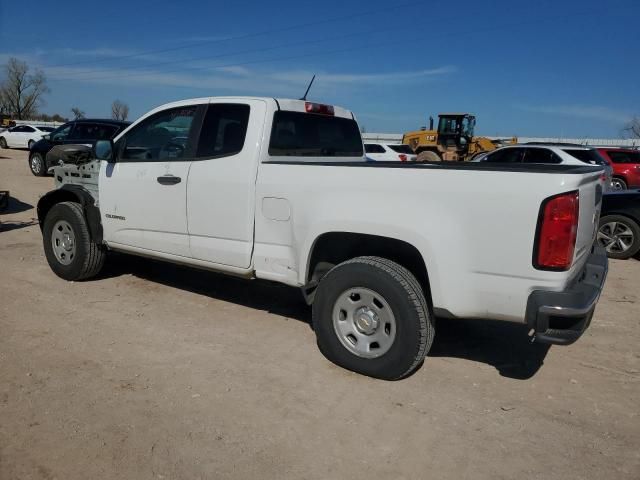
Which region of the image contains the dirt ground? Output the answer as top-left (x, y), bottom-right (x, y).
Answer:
top-left (0, 148), bottom-right (638, 480)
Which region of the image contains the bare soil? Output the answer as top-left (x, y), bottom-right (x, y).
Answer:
top-left (1, 148), bottom-right (638, 479)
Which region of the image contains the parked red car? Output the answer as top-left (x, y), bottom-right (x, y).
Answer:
top-left (597, 148), bottom-right (640, 190)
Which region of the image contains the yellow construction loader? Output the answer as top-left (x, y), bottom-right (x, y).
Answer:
top-left (402, 113), bottom-right (516, 161)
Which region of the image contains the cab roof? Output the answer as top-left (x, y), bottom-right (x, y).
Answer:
top-left (143, 96), bottom-right (355, 120)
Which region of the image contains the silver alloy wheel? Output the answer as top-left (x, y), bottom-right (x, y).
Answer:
top-left (597, 221), bottom-right (635, 254)
top-left (51, 220), bottom-right (76, 265)
top-left (611, 178), bottom-right (626, 191)
top-left (31, 154), bottom-right (43, 174)
top-left (332, 287), bottom-right (396, 358)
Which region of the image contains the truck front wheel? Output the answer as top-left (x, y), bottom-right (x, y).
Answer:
top-left (312, 256), bottom-right (434, 380)
top-left (43, 201), bottom-right (105, 281)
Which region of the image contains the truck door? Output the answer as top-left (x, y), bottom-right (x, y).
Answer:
top-left (186, 99), bottom-right (266, 268)
top-left (99, 104), bottom-right (202, 257)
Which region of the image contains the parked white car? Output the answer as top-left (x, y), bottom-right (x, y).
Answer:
top-left (477, 144), bottom-right (614, 190)
top-left (0, 124), bottom-right (55, 150)
top-left (365, 143), bottom-right (417, 162)
top-left (37, 97), bottom-right (607, 380)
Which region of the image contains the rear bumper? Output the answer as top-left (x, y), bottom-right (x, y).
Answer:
top-left (525, 245), bottom-right (608, 345)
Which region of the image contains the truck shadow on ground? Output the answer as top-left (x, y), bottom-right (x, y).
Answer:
top-left (102, 253), bottom-right (551, 380)
top-left (1, 196), bottom-right (33, 215)
top-left (429, 319), bottom-right (551, 380)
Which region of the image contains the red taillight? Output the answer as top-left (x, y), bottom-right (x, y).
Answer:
top-left (398, 154), bottom-right (407, 162)
top-left (305, 102), bottom-right (334, 115)
top-left (534, 191), bottom-right (579, 270)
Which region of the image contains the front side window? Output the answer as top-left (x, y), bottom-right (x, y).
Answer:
top-left (196, 104), bottom-right (250, 158)
top-left (51, 123), bottom-right (73, 141)
top-left (364, 144), bottom-right (386, 154)
top-left (607, 150), bottom-right (640, 164)
top-left (269, 111), bottom-right (363, 157)
top-left (121, 106), bottom-right (197, 161)
top-left (485, 148), bottom-right (524, 163)
top-left (522, 148), bottom-right (561, 164)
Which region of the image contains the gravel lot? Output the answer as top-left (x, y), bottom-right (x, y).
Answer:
top-left (1, 148), bottom-right (639, 480)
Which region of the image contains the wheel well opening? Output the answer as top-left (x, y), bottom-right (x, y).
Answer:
top-left (308, 232), bottom-right (431, 303)
top-left (37, 191), bottom-right (81, 229)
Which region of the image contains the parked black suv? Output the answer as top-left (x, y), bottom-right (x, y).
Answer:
top-left (29, 119), bottom-right (130, 176)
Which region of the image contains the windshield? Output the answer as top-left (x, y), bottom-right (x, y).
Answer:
top-left (461, 116), bottom-right (475, 137)
top-left (563, 148), bottom-right (606, 165)
top-left (269, 111), bottom-right (363, 157)
top-left (388, 144), bottom-right (414, 154)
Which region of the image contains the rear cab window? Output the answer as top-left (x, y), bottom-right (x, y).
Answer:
top-left (268, 107), bottom-right (363, 159)
top-left (196, 104), bottom-right (250, 158)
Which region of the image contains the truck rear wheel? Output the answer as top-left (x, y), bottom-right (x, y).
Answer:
top-left (43, 201), bottom-right (105, 280)
top-left (312, 256), bottom-right (434, 380)
top-left (416, 150), bottom-right (441, 162)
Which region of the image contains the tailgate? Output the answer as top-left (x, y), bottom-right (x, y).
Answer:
top-left (573, 172), bottom-right (604, 267)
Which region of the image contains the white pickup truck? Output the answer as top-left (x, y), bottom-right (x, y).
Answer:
top-left (37, 97), bottom-right (608, 380)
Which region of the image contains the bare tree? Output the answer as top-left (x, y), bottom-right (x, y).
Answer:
top-left (111, 100), bottom-right (129, 121)
top-left (71, 107), bottom-right (85, 120)
top-left (622, 116), bottom-right (640, 139)
top-left (0, 57), bottom-right (50, 119)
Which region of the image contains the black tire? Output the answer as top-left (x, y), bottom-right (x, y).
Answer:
top-left (29, 152), bottom-right (47, 176)
top-left (416, 150), bottom-right (441, 162)
top-left (597, 214), bottom-right (640, 260)
top-left (28, 139), bottom-right (35, 150)
top-left (0, 137), bottom-right (7, 149)
top-left (43, 201), bottom-right (106, 280)
top-left (312, 256), bottom-right (434, 380)
top-left (611, 177), bottom-right (627, 191)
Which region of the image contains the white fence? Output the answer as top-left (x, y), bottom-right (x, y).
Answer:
top-left (11, 120), bottom-right (65, 128)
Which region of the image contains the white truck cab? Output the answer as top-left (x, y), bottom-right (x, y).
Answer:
top-left (38, 96), bottom-right (608, 380)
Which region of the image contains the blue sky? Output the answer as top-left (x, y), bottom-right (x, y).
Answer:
top-left (0, 0), bottom-right (637, 137)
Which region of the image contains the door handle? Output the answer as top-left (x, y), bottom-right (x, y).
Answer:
top-left (157, 175), bottom-right (182, 185)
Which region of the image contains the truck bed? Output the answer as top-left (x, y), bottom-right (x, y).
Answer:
top-left (254, 160), bottom-right (604, 323)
